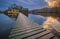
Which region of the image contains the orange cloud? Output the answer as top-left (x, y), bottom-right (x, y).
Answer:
top-left (45, 0), bottom-right (60, 8)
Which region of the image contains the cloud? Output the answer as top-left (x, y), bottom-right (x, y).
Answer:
top-left (17, 0), bottom-right (39, 5)
top-left (0, 0), bottom-right (47, 10)
top-left (45, 0), bottom-right (60, 7)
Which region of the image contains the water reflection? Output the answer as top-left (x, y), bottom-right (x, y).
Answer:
top-left (28, 14), bottom-right (47, 25)
top-left (0, 13), bottom-right (47, 39)
top-left (28, 14), bottom-right (60, 38)
top-left (0, 13), bottom-right (15, 39)
top-left (1, 13), bottom-right (59, 39)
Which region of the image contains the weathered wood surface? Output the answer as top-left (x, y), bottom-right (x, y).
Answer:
top-left (9, 13), bottom-right (58, 39)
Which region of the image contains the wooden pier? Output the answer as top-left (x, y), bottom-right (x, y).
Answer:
top-left (9, 13), bottom-right (58, 39)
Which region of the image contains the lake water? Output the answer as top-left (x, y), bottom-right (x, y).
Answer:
top-left (0, 13), bottom-right (47, 39)
top-left (0, 13), bottom-right (15, 39)
top-left (28, 14), bottom-right (47, 25)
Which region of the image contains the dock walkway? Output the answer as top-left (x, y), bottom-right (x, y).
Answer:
top-left (9, 13), bottom-right (58, 39)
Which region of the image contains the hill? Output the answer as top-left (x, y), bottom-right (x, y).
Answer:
top-left (30, 7), bottom-right (60, 17)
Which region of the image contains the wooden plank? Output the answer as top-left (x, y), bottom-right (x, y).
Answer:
top-left (13, 25), bottom-right (39, 29)
top-left (9, 29), bottom-right (45, 39)
top-left (52, 37), bottom-right (59, 39)
top-left (38, 33), bottom-right (55, 39)
top-left (49, 36), bottom-right (55, 39)
top-left (10, 27), bottom-right (43, 35)
top-left (10, 26), bottom-right (40, 34)
top-left (25, 30), bottom-right (50, 39)
top-left (12, 25), bottom-right (39, 31)
top-left (50, 23), bottom-right (60, 32)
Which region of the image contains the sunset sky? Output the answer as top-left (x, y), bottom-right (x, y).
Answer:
top-left (0, 0), bottom-right (48, 10)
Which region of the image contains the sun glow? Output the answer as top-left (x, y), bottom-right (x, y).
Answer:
top-left (45, 0), bottom-right (60, 8)
top-left (48, 1), bottom-right (58, 8)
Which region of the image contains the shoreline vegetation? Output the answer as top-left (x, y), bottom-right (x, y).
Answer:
top-left (30, 7), bottom-right (60, 18)
top-left (0, 7), bottom-right (60, 18)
